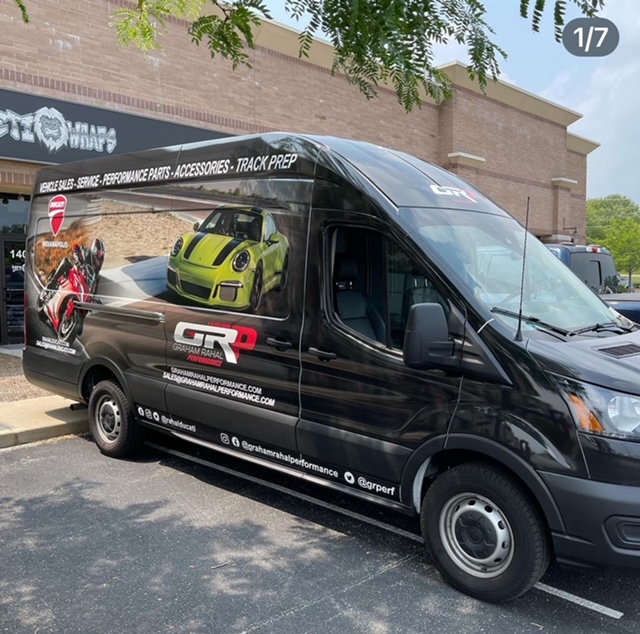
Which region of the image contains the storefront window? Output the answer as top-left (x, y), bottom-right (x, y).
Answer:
top-left (0, 198), bottom-right (29, 234)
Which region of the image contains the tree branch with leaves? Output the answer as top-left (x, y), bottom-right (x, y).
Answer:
top-left (13, 0), bottom-right (605, 111)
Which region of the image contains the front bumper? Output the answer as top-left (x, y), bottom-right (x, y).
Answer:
top-left (167, 264), bottom-right (253, 309)
top-left (543, 470), bottom-right (640, 568)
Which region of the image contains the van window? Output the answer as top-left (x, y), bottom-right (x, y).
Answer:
top-left (401, 206), bottom-right (618, 331)
top-left (570, 253), bottom-right (603, 290)
top-left (330, 227), bottom-right (447, 349)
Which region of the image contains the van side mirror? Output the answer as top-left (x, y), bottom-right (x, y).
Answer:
top-left (403, 303), bottom-right (461, 371)
top-left (193, 222), bottom-right (200, 231)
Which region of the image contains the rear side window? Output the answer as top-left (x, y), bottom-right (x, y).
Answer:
top-left (570, 252), bottom-right (617, 292)
top-left (570, 253), bottom-right (602, 290)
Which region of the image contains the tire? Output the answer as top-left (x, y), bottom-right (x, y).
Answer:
top-left (250, 263), bottom-right (263, 312)
top-left (275, 253), bottom-right (289, 292)
top-left (57, 299), bottom-right (81, 343)
top-left (91, 238), bottom-right (105, 274)
top-left (36, 288), bottom-right (50, 316)
top-left (88, 380), bottom-right (144, 458)
top-left (421, 462), bottom-right (550, 603)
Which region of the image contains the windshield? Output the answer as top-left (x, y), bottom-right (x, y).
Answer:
top-left (201, 208), bottom-right (263, 241)
top-left (401, 207), bottom-right (622, 333)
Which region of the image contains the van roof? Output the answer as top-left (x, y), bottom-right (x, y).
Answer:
top-left (546, 244), bottom-right (612, 255)
top-left (33, 131), bottom-right (506, 214)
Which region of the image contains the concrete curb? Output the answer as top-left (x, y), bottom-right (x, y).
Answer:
top-left (0, 396), bottom-right (88, 449)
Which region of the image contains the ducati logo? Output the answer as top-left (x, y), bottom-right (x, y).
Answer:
top-left (48, 194), bottom-right (67, 236)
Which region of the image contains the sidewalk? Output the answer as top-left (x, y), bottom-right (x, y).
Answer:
top-left (0, 396), bottom-right (88, 449)
top-left (0, 345), bottom-right (89, 449)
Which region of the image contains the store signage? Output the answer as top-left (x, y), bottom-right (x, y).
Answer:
top-left (0, 105), bottom-right (118, 155)
top-left (0, 88), bottom-right (228, 163)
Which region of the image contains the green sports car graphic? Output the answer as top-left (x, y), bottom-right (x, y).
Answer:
top-left (167, 206), bottom-right (290, 311)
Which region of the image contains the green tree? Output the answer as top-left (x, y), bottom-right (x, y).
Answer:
top-left (586, 195), bottom-right (640, 288)
top-left (13, 1), bottom-right (604, 112)
top-left (605, 217), bottom-right (640, 289)
top-left (586, 194), bottom-right (640, 244)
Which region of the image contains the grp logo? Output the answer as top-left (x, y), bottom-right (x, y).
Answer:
top-left (174, 321), bottom-right (258, 364)
top-left (429, 184), bottom-right (477, 203)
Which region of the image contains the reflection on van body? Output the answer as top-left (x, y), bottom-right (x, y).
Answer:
top-left (23, 132), bottom-right (640, 603)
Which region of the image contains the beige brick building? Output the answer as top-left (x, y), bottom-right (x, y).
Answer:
top-left (0, 0), bottom-right (597, 239)
top-left (0, 1), bottom-right (600, 344)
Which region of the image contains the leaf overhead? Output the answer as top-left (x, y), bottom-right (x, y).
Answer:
top-left (13, 0), bottom-right (606, 111)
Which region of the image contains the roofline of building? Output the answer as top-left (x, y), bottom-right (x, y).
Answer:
top-left (566, 132), bottom-right (600, 155)
top-left (437, 61), bottom-right (583, 127)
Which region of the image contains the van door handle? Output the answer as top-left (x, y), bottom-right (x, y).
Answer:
top-left (308, 347), bottom-right (337, 361)
top-left (266, 337), bottom-right (292, 350)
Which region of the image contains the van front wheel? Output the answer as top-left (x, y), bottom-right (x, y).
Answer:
top-left (422, 462), bottom-right (549, 603)
top-left (88, 380), bottom-right (144, 458)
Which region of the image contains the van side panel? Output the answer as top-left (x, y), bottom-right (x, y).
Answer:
top-left (447, 328), bottom-right (588, 478)
top-left (161, 177), bottom-right (312, 452)
top-left (297, 179), bottom-right (463, 502)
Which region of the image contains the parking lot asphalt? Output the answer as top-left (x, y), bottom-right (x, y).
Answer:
top-left (1, 433), bottom-right (638, 634)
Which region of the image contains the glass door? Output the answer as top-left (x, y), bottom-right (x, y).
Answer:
top-left (1, 236), bottom-right (26, 344)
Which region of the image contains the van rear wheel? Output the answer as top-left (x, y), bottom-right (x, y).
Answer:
top-left (421, 462), bottom-right (549, 603)
top-left (88, 380), bottom-right (143, 458)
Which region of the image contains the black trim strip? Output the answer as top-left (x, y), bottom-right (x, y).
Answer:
top-left (143, 429), bottom-right (411, 513)
top-left (76, 302), bottom-right (165, 323)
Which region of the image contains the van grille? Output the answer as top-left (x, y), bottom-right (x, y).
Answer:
top-left (598, 344), bottom-right (640, 358)
top-left (180, 280), bottom-right (211, 300)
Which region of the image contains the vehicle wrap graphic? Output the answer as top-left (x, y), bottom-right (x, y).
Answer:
top-left (35, 223), bottom-right (105, 345)
top-left (27, 181), bottom-right (301, 418)
top-left (48, 195), bottom-right (67, 236)
top-left (162, 367), bottom-right (275, 407)
top-left (167, 206), bottom-right (290, 312)
top-left (36, 151), bottom-right (301, 195)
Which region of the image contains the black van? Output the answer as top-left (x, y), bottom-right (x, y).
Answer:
top-left (546, 243), bottom-right (619, 294)
top-left (23, 133), bottom-right (640, 603)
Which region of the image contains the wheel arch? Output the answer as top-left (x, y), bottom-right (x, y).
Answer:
top-left (79, 356), bottom-right (132, 404)
top-left (401, 434), bottom-right (566, 534)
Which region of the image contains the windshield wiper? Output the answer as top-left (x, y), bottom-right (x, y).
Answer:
top-left (490, 307), bottom-right (572, 337)
top-left (570, 321), bottom-right (636, 335)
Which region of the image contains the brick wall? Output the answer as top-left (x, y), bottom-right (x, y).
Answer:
top-left (0, 159), bottom-right (41, 193)
top-left (0, 0), bottom-right (594, 238)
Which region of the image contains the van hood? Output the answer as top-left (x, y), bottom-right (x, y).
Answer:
top-left (527, 330), bottom-right (640, 395)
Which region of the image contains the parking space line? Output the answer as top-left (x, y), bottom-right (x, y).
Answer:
top-left (148, 442), bottom-right (624, 620)
top-left (534, 583), bottom-right (623, 620)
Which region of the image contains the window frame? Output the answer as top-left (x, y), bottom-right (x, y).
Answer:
top-left (323, 222), bottom-right (447, 354)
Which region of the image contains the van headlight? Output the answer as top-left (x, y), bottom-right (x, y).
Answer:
top-left (171, 237), bottom-right (183, 257)
top-left (232, 250), bottom-right (250, 272)
top-left (556, 376), bottom-right (640, 438)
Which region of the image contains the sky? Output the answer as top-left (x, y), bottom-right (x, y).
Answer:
top-left (263, 0), bottom-right (639, 203)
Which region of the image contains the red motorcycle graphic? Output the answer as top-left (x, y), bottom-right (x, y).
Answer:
top-left (36, 240), bottom-right (105, 344)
